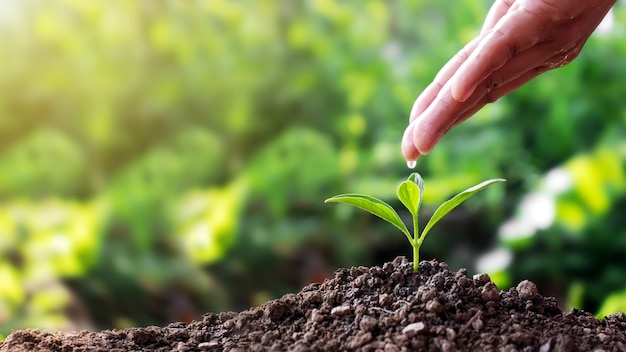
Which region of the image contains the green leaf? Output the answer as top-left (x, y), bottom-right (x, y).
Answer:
top-left (398, 177), bottom-right (421, 216)
top-left (325, 194), bottom-right (411, 241)
top-left (420, 178), bottom-right (506, 241)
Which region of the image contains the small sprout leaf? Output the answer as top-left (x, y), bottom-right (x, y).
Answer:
top-left (325, 194), bottom-right (411, 240)
top-left (398, 180), bottom-right (420, 216)
top-left (420, 178), bottom-right (506, 240)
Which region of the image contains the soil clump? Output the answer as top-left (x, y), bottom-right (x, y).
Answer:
top-left (3, 257), bottom-right (626, 351)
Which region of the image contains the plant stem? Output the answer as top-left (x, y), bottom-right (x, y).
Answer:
top-left (412, 211), bottom-right (419, 272)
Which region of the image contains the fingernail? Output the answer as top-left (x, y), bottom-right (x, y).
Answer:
top-left (453, 83), bottom-right (476, 103)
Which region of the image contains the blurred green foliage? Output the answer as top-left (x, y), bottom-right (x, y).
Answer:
top-left (0, 0), bottom-right (625, 338)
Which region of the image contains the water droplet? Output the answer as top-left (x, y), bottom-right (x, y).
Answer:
top-left (406, 160), bottom-right (416, 169)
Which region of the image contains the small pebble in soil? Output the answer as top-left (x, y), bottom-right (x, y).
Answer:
top-left (378, 293), bottom-right (392, 306)
top-left (481, 282), bottom-right (500, 301)
top-left (402, 322), bottom-right (427, 336)
top-left (516, 280), bottom-right (539, 300)
top-left (359, 316), bottom-right (378, 332)
top-left (437, 338), bottom-right (457, 352)
top-left (446, 328), bottom-right (457, 341)
top-left (330, 305), bottom-right (351, 316)
top-left (198, 341), bottom-right (219, 350)
top-left (384, 343), bottom-right (400, 352)
top-left (310, 308), bottom-right (325, 322)
top-left (473, 273), bottom-right (491, 286)
top-left (426, 300), bottom-right (445, 313)
top-left (472, 317), bottom-right (484, 331)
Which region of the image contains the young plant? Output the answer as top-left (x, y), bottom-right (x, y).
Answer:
top-left (325, 173), bottom-right (505, 272)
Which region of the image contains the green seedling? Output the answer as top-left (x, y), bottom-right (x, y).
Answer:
top-left (325, 173), bottom-right (505, 272)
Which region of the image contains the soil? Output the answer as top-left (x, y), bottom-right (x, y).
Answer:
top-left (3, 257), bottom-right (626, 351)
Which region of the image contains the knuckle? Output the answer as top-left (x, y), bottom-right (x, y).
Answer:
top-left (502, 0), bottom-right (515, 7)
top-left (484, 91), bottom-right (499, 104)
top-left (483, 75), bottom-right (501, 91)
top-left (456, 47), bottom-right (471, 62)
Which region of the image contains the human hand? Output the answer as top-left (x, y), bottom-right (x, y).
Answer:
top-left (401, 0), bottom-right (616, 162)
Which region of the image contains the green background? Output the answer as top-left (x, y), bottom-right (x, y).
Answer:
top-left (1, 0), bottom-right (626, 337)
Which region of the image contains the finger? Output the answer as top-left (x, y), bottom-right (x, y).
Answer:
top-left (438, 39), bottom-right (582, 132)
top-left (401, 122), bottom-right (421, 161)
top-left (409, 36), bottom-right (482, 123)
top-left (432, 36), bottom-right (483, 86)
top-left (451, 6), bottom-right (545, 102)
top-left (404, 37), bottom-right (481, 159)
top-left (481, 0), bottom-right (515, 34)
top-left (412, 63), bottom-right (547, 154)
top-left (450, 68), bottom-right (546, 129)
top-left (408, 82), bottom-right (441, 124)
top-left (410, 83), bottom-right (467, 155)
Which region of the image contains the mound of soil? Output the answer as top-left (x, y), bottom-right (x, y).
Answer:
top-left (3, 257), bottom-right (626, 351)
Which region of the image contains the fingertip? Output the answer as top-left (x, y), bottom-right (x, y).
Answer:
top-left (413, 119), bottom-right (444, 156)
top-left (451, 81), bottom-right (476, 103)
top-left (401, 123), bottom-right (421, 161)
top-left (403, 149), bottom-right (421, 163)
top-left (408, 121), bottom-right (429, 156)
top-left (402, 147), bottom-right (421, 162)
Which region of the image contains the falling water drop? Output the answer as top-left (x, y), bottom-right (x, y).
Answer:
top-left (406, 160), bottom-right (417, 169)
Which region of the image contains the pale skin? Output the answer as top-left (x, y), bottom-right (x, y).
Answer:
top-left (401, 0), bottom-right (617, 162)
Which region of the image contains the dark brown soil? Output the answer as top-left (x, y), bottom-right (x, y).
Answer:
top-left (3, 257), bottom-right (626, 351)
